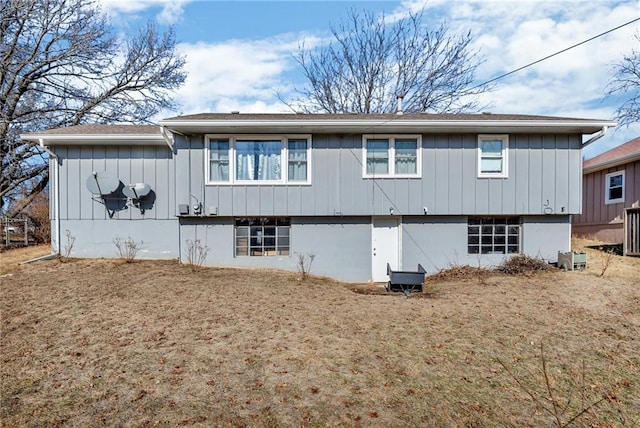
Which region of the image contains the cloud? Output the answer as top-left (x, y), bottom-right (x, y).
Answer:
top-left (98, 0), bottom-right (190, 25)
top-left (172, 34), bottom-right (317, 115)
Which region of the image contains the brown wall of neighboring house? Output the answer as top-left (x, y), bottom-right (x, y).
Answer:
top-left (573, 159), bottom-right (640, 242)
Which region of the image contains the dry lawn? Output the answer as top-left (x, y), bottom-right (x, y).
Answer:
top-left (1, 240), bottom-right (639, 427)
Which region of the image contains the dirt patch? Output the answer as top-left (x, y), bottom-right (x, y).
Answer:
top-left (1, 242), bottom-right (639, 426)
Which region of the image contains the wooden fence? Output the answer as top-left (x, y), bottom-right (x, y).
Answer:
top-left (624, 207), bottom-right (640, 256)
top-left (2, 217), bottom-right (30, 247)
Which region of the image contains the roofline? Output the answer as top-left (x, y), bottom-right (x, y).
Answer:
top-left (20, 133), bottom-right (166, 145)
top-left (158, 118), bottom-right (617, 135)
top-left (583, 151), bottom-right (640, 174)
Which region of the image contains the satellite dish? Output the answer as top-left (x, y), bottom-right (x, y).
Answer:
top-left (86, 171), bottom-right (120, 195)
top-left (122, 183), bottom-right (151, 200)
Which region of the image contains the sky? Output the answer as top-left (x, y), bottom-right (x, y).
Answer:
top-left (98, 0), bottom-right (639, 159)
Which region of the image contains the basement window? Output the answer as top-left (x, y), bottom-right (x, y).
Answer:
top-left (468, 217), bottom-right (520, 254)
top-left (235, 218), bottom-right (290, 256)
top-left (605, 171), bottom-right (624, 204)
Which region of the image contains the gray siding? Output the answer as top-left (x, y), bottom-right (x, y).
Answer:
top-left (182, 133), bottom-right (583, 218)
top-left (54, 145), bottom-right (176, 220)
top-left (178, 216), bottom-right (371, 282)
top-left (59, 219), bottom-right (179, 259)
top-left (401, 215), bottom-right (569, 273)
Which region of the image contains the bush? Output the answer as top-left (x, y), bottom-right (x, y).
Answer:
top-left (21, 192), bottom-right (50, 244)
top-left (497, 254), bottom-right (552, 275)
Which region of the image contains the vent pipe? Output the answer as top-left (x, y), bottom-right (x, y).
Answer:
top-left (396, 95), bottom-right (404, 115)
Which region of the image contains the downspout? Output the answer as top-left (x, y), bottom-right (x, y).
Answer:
top-left (582, 126), bottom-right (609, 147)
top-left (38, 139), bottom-right (61, 255)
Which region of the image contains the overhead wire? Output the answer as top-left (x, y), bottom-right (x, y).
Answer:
top-left (341, 16), bottom-right (639, 272)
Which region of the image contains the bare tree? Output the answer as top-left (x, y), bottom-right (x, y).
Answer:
top-left (607, 32), bottom-right (640, 127)
top-left (286, 8), bottom-right (489, 114)
top-left (0, 0), bottom-right (186, 215)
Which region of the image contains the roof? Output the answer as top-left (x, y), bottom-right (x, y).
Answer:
top-left (162, 112), bottom-right (582, 121)
top-left (21, 113), bottom-right (616, 145)
top-left (583, 137), bottom-right (640, 173)
top-left (159, 112), bottom-right (615, 135)
top-left (24, 124), bottom-right (161, 135)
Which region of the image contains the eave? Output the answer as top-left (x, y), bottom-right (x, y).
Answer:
top-left (583, 152), bottom-right (640, 174)
top-left (158, 118), bottom-right (616, 137)
top-left (20, 133), bottom-right (166, 146)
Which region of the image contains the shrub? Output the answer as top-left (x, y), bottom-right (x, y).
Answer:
top-left (295, 253), bottom-right (316, 280)
top-left (113, 236), bottom-right (143, 262)
top-left (185, 239), bottom-right (210, 270)
top-left (22, 192), bottom-right (50, 244)
top-left (497, 254), bottom-right (552, 275)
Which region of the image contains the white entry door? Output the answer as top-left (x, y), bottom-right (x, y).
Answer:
top-left (372, 217), bottom-right (399, 282)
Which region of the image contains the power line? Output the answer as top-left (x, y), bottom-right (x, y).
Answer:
top-left (473, 17), bottom-right (640, 90)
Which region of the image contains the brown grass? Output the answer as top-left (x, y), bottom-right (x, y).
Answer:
top-left (0, 244), bottom-right (51, 275)
top-left (1, 239), bottom-right (639, 426)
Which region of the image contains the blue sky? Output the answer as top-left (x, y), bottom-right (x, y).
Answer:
top-left (99, 0), bottom-right (639, 158)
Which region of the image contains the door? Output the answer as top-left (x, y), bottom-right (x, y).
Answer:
top-left (372, 217), bottom-right (399, 282)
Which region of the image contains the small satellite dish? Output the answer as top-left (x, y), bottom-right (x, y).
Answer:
top-left (86, 171), bottom-right (120, 195)
top-left (122, 183), bottom-right (151, 200)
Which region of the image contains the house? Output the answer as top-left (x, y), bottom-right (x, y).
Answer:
top-left (21, 113), bottom-right (616, 282)
top-left (572, 137), bottom-right (640, 255)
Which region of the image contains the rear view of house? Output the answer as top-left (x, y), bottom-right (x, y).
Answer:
top-left (22, 113), bottom-right (616, 281)
top-left (573, 137), bottom-right (640, 255)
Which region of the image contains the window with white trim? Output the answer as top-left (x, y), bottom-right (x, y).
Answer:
top-left (478, 135), bottom-right (508, 178)
top-left (605, 171), bottom-right (625, 204)
top-left (205, 135), bottom-right (311, 184)
top-left (362, 135), bottom-right (421, 178)
top-left (235, 218), bottom-right (290, 256)
top-left (468, 217), bottom-right (520, 254)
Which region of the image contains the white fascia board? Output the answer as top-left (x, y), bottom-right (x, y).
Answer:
top-left (20, 134), bottom-right (166, 145)
top-left (159, 119), bottom-right (617, 134)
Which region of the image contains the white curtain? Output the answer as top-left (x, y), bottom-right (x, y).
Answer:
top-left (366, 139), bottom-right (389, 175)
top-left (236, 141), bottom-right (281, 180)
top-left (395, 140), bottom-right (417, 174)
top-left (288, 140), bottom-right (307, 181)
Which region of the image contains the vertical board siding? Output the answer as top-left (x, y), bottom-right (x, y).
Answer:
top-left (56, 144), bottom-right (174, 221)
top-left (188, 132), bottom-right (583, 217)
top-left (574, 159), bottom-right (640, 228)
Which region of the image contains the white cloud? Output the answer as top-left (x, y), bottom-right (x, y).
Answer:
top-left (98, 0), bottom-right (190, 24)
top-left (172, 34), bottom-right (318, 115)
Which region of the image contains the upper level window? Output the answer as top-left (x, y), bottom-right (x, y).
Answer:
top-left (478, 135), bottom-right (508, 178)
top-left (605, 171), bottom-right (625, 204)
top-left (362, 135), bottom-right (421, 178)
top-left (206, 135), bottom-right (311, 185)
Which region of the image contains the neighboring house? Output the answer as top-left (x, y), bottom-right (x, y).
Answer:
top-left (572, 137), bottom-right (640, 251)
top-left (21, 113), bottom-right (615, 282)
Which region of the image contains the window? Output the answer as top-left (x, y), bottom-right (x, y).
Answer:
top-left (235, 218), bottom-right (290, 256)
top-left (605, 171), bottom-right (625, 204)
top-left (468, 217), bottom-right (520, 254)
top-left (288, 139), bottom-right (308, 182)
top-left (209, 139), bottom-right (230, 181)
top-left (478, 135), bottom-right (508, 178)
top-left (205, 135), bottom-right (311, 184)
top-left (362, 135), bottom-right (421, 177)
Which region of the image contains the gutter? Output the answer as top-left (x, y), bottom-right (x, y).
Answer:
top-left (38, 139), bottom-right (61, 256)
top-left (582, 126), bottom-right (609, 147)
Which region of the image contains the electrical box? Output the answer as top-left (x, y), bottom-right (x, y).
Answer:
top-left (558, 251), bottom-right (587, 271)
top-left (178, 204), bottom-right (189, 215)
